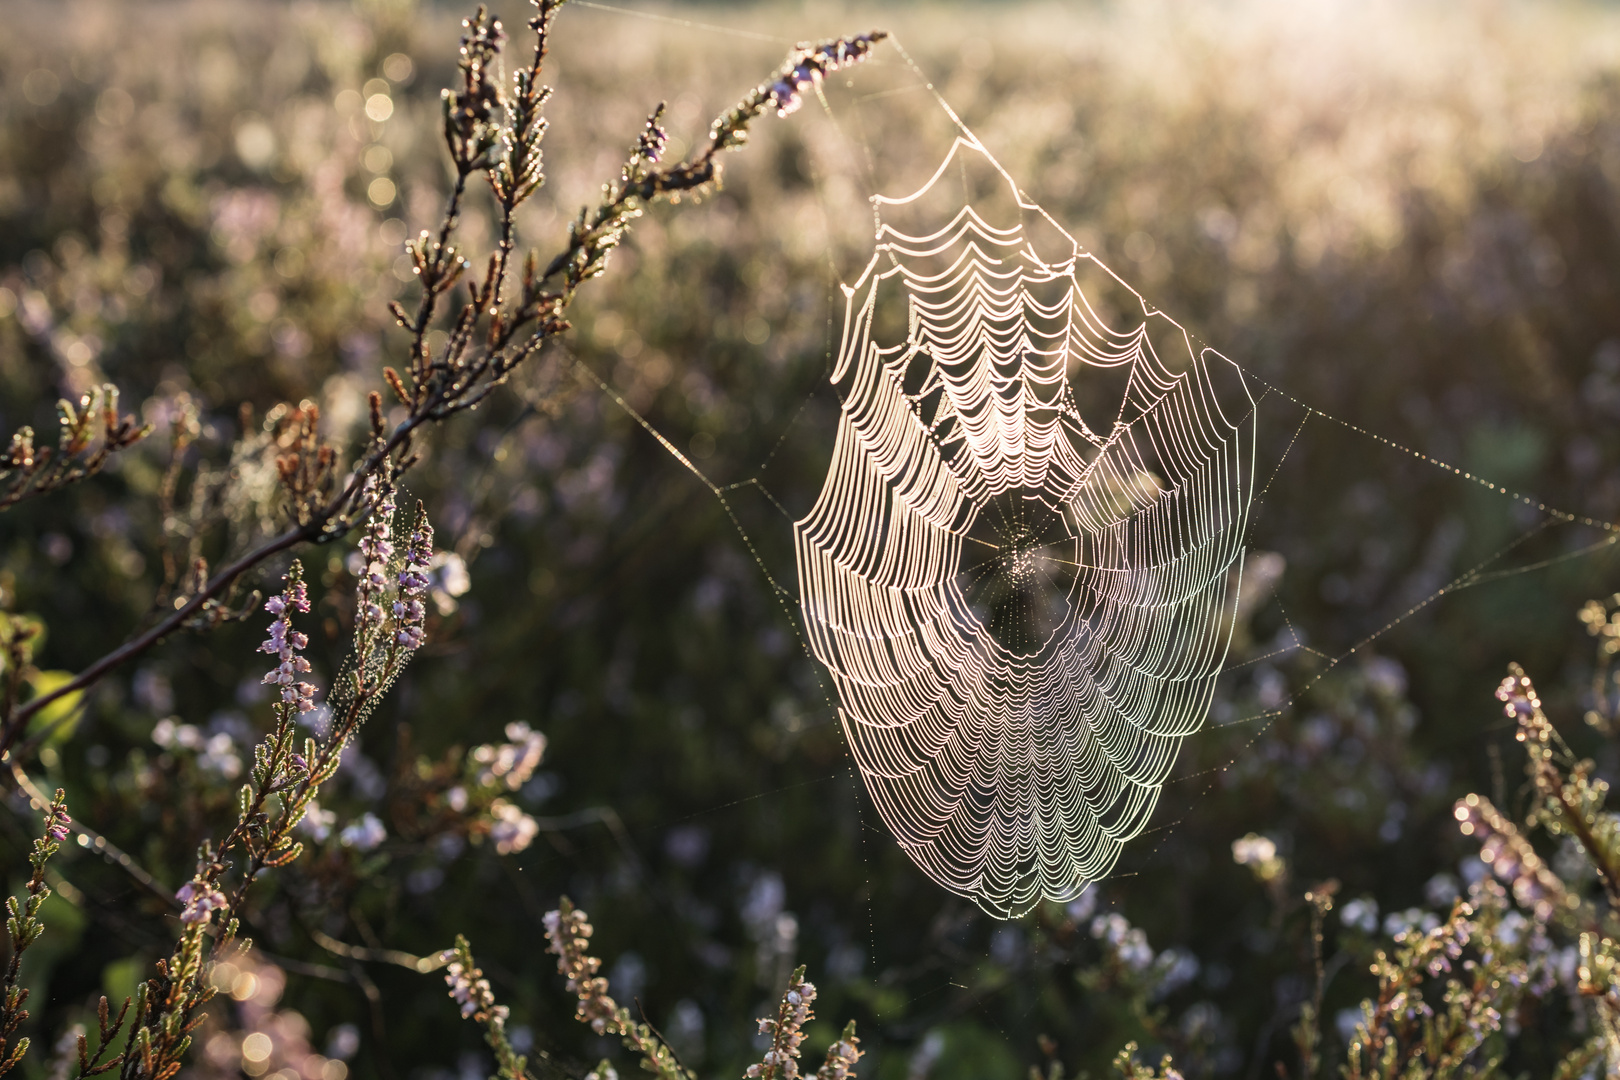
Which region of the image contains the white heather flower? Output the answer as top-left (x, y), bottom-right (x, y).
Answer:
top-left (1118, 928), bottom-right (1154, 972)
top-left (1231, 833), bottom-right (1277, 866)
top-left (198, 732), bottom-right (242, 779)
top-left (429, 551), bottom-right (470, 615)
top-left (339, 812), bottom-right (386, 851)
top-left (1091, 912), bottom-right (1130, 945)
top-left (298, 800), bottom-right (336, 842)
top-left (1340, 897), bottom-right (1380, 934)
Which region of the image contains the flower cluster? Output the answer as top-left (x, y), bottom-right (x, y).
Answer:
top-left (764, 34), bottom-right (888, 118)
top-left (1406, 909), bottom-right (1473, 978)
top-left (814, 1024), bottom-right (862, 1080)
top-left (338, 812), bottom-right (386, 852)
top-left (1091, 913), bottom-right (1154, 973)
top-left (355, 482), bottom-right (397, 638)
top-left (747, 967), bottom-right (817, 1080)
top-left (297, 801), bottom-right (336, 842)
top-left (1454, 794), bottom-right (1568, 921)
top-left (1231, 832), bottom-right (1285, 882)
top-left (442, 946), bottom-right (506, 1023)
top-left (1495, 672), bottom-right (1552, 742)
top-left (539, 899), bottom-right (693, 1080)
top-left (152, 719), bottom-right (244, 779)
top-left (259, 566), bottom-right (316, 713)
top-left (196, 956), bottom-right (351, 1080)
top-left (472, 721), bottom-right (546, 789)
top-left (395, 512), bottom-right (433, 650)
top-left (542, 900), bottom-right (621, 1036)
top-left (438, 936), bottom-right (529, 1080)
top-left (176, 879), bottom-right (228, 925)
top-left (487, 800), bottom-right (538, 855)
top-left (42, 800), bottom-right (70, 843)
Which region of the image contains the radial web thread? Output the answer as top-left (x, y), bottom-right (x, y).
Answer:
top-left (794, 137), bottom-right (1257, 917)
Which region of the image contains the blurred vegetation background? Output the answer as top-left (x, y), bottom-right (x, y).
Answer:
top-left (2, 0), bottom-right (1620, 1077)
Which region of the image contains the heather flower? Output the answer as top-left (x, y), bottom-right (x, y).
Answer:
top-left (814, 1024), bottom-right (862, 1080)
top-left (1495, 672), bottom-right (1554, 744)
top-left (176, 879), bottom-right (228, 925)
top-left (429, 551), bottom-right (472, 614)
top-left (1453, 794), bottom-right (1567, 921)
top-left (1150, 948), bottom-right (1200, 997)
top-left (338, 812), bottom-right (387, 851)
top-left (637, 117), bottom-right (668, 165)
top-left (259, 564), bottom-right (317, 713)
top-left (43, 801), bottom-right (71, 843)
top-left (198, 732), bottom-right (243, 779)
top-left (1091, 913), bottom-right (1155, 973)
top-left (355, 481), bottom-right (398, 639)
top-left (471, 721), bottom-right (547, 789)
top-left (1341, 896), bottom-right (1379, 934)
top-left (543, 900), bottom-right (621, 1036)
top-left (762, 34), bottom-right (886, 118)
top-left (488, 799), bottom-right (538, 854)
top-left (1065, 888), bottom-right (1098, 925)
top-left (442, 954), bottom-right (501, 1020)
top-left (438, 936), bottom-right (528, 1080)
top-left (153, 718), bottom-right (204, 749)
top-left (297, 800), bottom-right (336, 842)
top-left (747, 967), bottom-right (817, 1080)
top-left (394, 508), bottom-right (433, 650)
top-left (1231, 832), bottom-right (1284, 881)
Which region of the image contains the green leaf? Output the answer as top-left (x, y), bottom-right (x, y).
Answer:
top-left (26, 670), bottom-right (83, 743)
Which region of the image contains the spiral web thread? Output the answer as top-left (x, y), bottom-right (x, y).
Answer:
top-left (545, 7), bottom-right (1620, 921)
top-left (792, 137), bottom-right (1256, 918)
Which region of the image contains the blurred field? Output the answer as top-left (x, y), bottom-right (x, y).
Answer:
top-left (3, 0), bottom-right (1620, 1077)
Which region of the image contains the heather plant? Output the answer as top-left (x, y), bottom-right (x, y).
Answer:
top-left (0, 4), bottom-right (886, 1078)
top-left (1090, 625), bottom-right (1620, 1079)
top-left (1, 789), bottom-right (71, 1077)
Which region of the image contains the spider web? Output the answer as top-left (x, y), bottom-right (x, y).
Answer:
top-left (555, 7), bottom-right (1620, 926)
top-left (793, 137), bottom-right (1254, 917)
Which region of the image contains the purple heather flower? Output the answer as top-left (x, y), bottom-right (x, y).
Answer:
top-left (394, 514), bottom-right (434, 650)
top-left (260, 566), bottom-right (317, 713)
top-left (442, 956), bottom-right (501, 1020)
top-left (176, 879), bottom-right (228, 924)
top-left (1454, 795), bottom-right (1564, 921)
top-left (471, 722), bottom-right (547, 789)
top-left (765, 33), bottom-right (886, 118)
top-left (356, 483), bottom-right (398, 641)
top-left (44, 803), bottom-right (71, 843)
